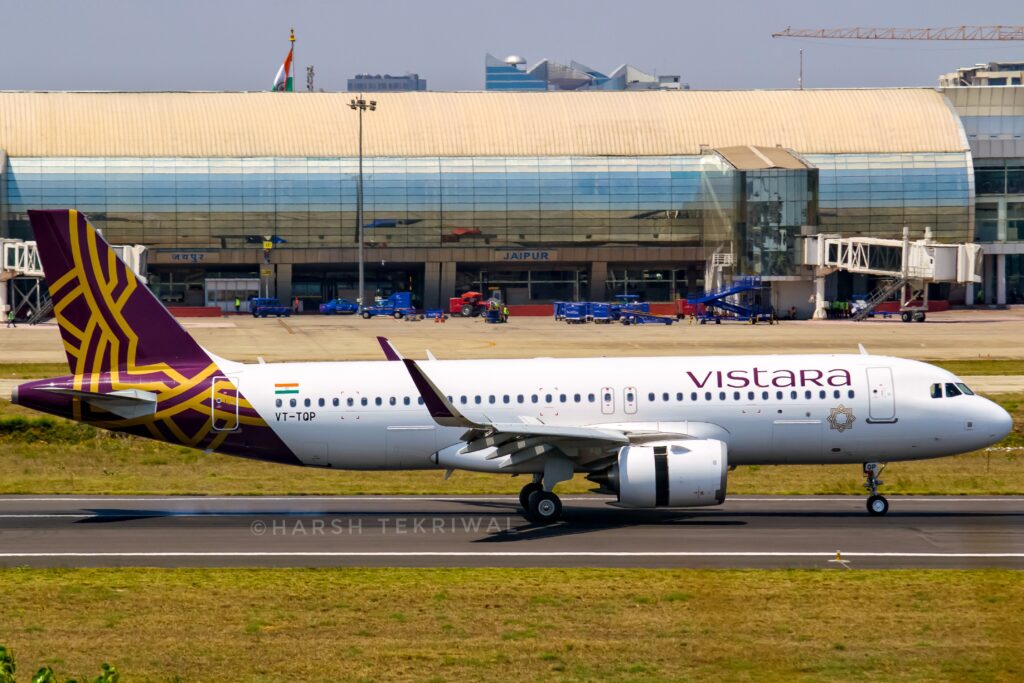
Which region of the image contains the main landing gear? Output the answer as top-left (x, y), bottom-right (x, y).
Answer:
top-left (518, 458), bottom-right (573, 525)
top-left (863, 462), bottom-right (889, 515)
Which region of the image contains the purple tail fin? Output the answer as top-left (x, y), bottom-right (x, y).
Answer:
top-left (27, 209), bottom-right (213, 374)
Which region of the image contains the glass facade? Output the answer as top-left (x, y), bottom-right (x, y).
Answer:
top-left (4, 152), bottom-right (973, 257)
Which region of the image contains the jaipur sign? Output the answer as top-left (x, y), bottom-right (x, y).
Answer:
top-left (495, 250), bottom-right (557, 262)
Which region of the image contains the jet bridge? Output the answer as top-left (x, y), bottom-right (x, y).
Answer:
top-left (802, 228), bottom-right (982, 321)
top-left (2, 237), bottom-right (147, 322)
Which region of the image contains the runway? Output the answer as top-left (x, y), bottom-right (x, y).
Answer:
top-left (1, 495), bottom-right (1021, 569)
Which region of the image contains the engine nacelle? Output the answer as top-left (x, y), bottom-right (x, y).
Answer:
top-left (614, 439), bottom-right (728, 508)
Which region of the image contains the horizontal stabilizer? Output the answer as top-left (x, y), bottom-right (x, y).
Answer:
top-left (37, 387), bottom-right (157, 420)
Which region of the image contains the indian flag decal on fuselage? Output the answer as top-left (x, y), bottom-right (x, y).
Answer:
top-left (275, 383), bottom-right (299, 395)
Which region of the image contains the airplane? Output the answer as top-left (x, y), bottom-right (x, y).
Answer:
top-left (11, 209), bottom-right (1013, 524)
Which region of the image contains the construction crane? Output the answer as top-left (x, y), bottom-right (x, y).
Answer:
top-left (773, 26), bottom-right (1024, 41)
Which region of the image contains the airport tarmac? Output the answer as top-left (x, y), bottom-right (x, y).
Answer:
top-left (1, 495), bottom-right (1021, 569)
top-left (2, 308), bottom-right (1024, 364)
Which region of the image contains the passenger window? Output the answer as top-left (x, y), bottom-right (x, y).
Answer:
top-left (662, 392), bottom-right (670, 402)
top-left (930, 383), bottom-right (943, 399)
top-left (347, 398), bottom-right (354, 407)
top-left (389, 397), bottom-right (396, 406)
top-left (403, 397), bottom-right (410, 406)
top-left (761, 391), bottom-right (769, 400)
top-left (819, 390), bottom-right (826, 399)
top-left (691, 392), bottom-right (698, 401)
top-left (460, 396), bottom-right (467, 405)
top-left (317, 398), bottom-right (325, 407)
top-left (531, 395), bottom-right (538, 403)
top-left (733, 391), bottom-right (740, 400)
top-left (677, 392), bottom-right (684, 401)
top-left (559, 394), bottom-right (566, 403)
top-left (574, 393), bottom-right (581, 403)
top-left (489, 395), bottom-right (496, 404)
top-left (275, 398), bottom-right (282, 408)
top-left (503, 395), bottom-right (510, 404)
top-left (361, 397), bottom-right (368, 406)
top-left (945, 383), bottom-right (962, 398)
top-left (603, 392), bottom-right (611, 402)
top-left (304, 398), bottom-right (311, 407)
top-left (848, 390), bottom-right (855, 399)
top-left (790, 391), bottom-right (797, 400)
top-left (718, 392), bottom-right (726, 401)
top-left (375, 397), bottom-right (382, 406)
top-left (545, 393), bottom-right (553, 403)
top-left (776, 391), bottom-right (783, 400)
top-left (588, 393), bottom-right (595, 402)
top-left (418, 397), bottom-right (424, 405)
top-left (804, 390), bottom-right (812, 400)
top-left (333, 397), bottom-right (340, 407)
top-left (517, 394), bottom-right (525, 404)
top-left (956, 383), bottom-right (975, 396)
top-left (648, 392), bottom-right (656, 402)
top-left (833, 390), bottom-right (840, 399)
top-left (704, 392), bottom-right (712, 401)
top-left (475, 395), bottom-right (481, 404)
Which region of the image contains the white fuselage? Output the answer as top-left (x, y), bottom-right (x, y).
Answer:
top-left (219, 353), bottom-right (1011, 474)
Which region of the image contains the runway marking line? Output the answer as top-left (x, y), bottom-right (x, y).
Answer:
top-left (1, 496), bottom-right (1021, 503)
top-left (0, 552), bottom-right (1021, 558)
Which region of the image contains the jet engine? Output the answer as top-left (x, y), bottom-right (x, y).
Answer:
top-left (589, 439), bottom-right (728, 508)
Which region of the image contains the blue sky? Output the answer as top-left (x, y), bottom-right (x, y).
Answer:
top-left (2, 0), bottom-right (1021, 91)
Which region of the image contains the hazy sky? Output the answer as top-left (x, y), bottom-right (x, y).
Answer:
top-left (2, 0), bottom-right (1022, 91)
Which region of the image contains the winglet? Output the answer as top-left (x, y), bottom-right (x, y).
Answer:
top-left (858, 343), bottom-right (868, 356)
top-left (401, 358), bottom-right (480, 428)
top-left (377, 336), bottom-right (402, 361)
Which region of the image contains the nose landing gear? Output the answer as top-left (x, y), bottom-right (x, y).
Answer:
top-left (863, 462), bottom-right (889, 515)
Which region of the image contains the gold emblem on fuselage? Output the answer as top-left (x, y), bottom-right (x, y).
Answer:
top-left (827, 404), bottom-right (856, 432)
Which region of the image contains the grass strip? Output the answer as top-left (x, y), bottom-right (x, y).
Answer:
top-left (1, 568), bottom-right (1021, 682)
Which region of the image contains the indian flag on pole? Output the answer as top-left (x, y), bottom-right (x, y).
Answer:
top-left (272, 30), bottom-right (295, 92)
top-left (275, 383), bottom-right (299, 395)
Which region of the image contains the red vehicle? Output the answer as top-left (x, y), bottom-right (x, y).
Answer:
top-left (449, 291), bottom-right (490, 317)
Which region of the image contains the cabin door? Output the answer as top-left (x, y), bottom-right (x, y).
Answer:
top-left (866, 367), bottom-right (896, 422)
top-left (211, 376), bottom-right (240, 431)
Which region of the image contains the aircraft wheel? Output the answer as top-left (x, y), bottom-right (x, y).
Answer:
top-left (526, 490), bottom-right (562, 525)
top-left (518, 482), bottom-right (543, 510)
top-left (866, 494), bottom-right (889, 516)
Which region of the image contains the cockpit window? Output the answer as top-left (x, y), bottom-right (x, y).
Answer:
top-left (945, 383), bottom-right (962, 398)
top-left (956, 383), bottom-right (975, 396)
top-left (930, 383), bottom-right (943, 399)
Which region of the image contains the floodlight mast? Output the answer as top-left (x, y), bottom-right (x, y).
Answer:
top-left (349, 97), bottom-right (377, 313)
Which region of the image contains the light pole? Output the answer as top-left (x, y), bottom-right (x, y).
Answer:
top-left (349, 97), bottom-right (376, 312)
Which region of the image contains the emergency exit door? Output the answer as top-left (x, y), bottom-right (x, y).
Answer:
top-left (623, 386), bottom-right (638, 414)
top-left (866, 367), bottom-right (896, 422)
top-left (211, 376), bottom-right (240, 431)
top-left (600, 387), bottom-right (615, 415)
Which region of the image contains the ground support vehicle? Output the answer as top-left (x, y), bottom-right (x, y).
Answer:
top-left (361, 292), bottom-right (417, 319)
top-left (687, 276), bottom-right (774, 324)
top-left (318, 298), bottom-right (358, 315)
top-left (249, 297), bottom-right (292, 318)
top-left (449, 291), bottom-right (491, 318)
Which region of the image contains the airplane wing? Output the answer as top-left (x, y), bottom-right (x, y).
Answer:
top-left (402, 358), bottom-right (642, 467)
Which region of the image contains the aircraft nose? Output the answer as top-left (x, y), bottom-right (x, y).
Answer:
top-left (987, 402), bottom-right (1013, 442)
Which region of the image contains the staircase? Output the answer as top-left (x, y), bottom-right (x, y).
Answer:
top-left (25, 296), bottom-right (54, 325)
top-left (850, 277), bottom-right (907, 321)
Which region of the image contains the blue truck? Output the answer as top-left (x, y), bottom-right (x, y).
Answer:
top-left (249, 297), bottom-right (292, 318)
top-left (361, 292), bottom-right (418, 319)
top-left (319, 298), bottom-right (359, 315)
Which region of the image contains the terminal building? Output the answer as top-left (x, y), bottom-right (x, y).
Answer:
top-left (0, 85), bottom-right (1019, 313)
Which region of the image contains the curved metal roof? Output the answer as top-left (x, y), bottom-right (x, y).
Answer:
top-left (0, 89), bottom-right (966, 157)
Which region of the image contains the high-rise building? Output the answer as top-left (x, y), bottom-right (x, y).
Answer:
top-left (485, 54), bottom-right (686, 91)
top-left (940, 62), bottom-right (1024, 87)
top-left (347, 73), bottom-right (427, 92)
